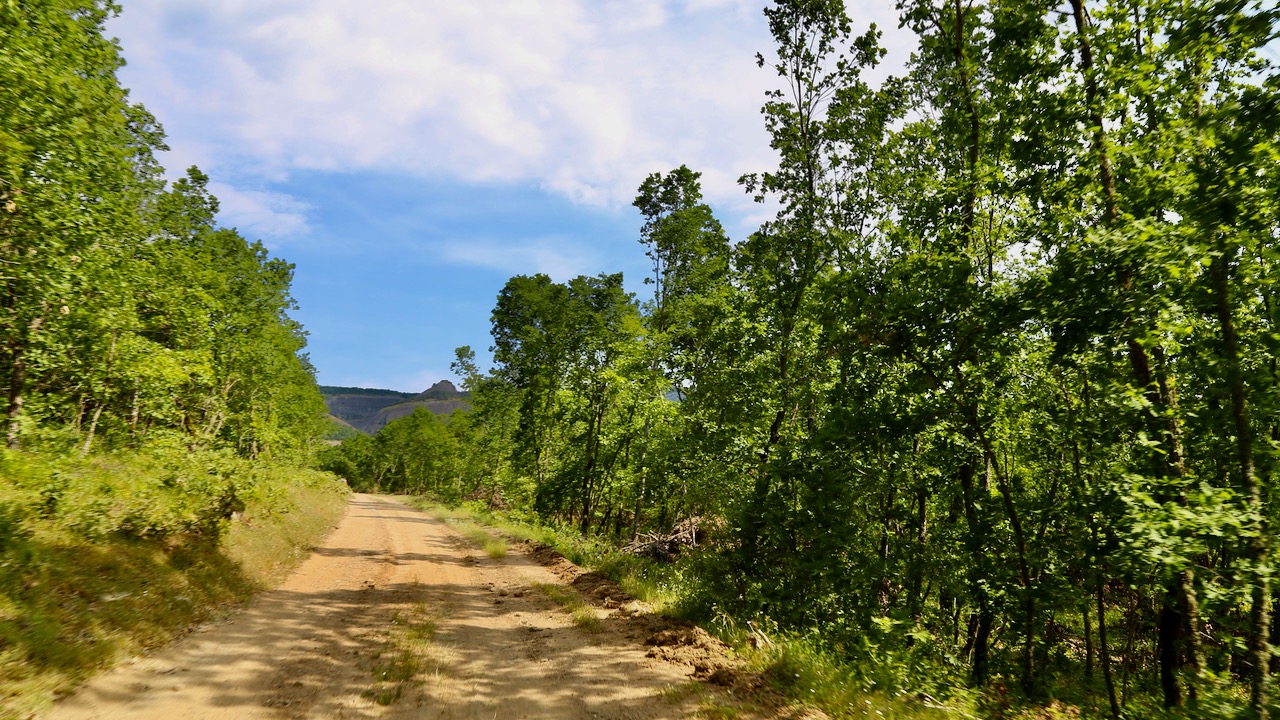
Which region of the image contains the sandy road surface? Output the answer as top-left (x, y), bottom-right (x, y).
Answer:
top-left (44, 494), bottom-right (737, 720)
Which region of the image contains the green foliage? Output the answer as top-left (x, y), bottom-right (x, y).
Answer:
top-left (0, 443), bottom-right (324, 544)
top-left (0, 449), bottom-right (348, 718)
top-left (0, 3), bottom-right (328, 460)
top-left (318, 407), bottom-right (468, 497)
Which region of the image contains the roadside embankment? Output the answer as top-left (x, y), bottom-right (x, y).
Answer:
top-left (0, 447), bottom-right (348, 720)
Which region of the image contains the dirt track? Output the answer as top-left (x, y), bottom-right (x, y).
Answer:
top-left (45, 494), bottom-right (745, 719)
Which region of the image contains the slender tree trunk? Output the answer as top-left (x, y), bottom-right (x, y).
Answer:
top-left (1210, 246), bottom-right (1269, 716)
top-left (80, 330), bottom-right (119, 457)
top-left (1096, 570), bottom-right (1120, 718)
top-left (73, 395), bottom-right (86, 432)
top-left (6, 343), bottom-right (26, 450)
top-left (129, 389), bottom-right (140, 435)
top-left (958, 455), bottom-right (992, 684)
top-left (983, 439), bottom-right (1035, 695)
top-left (1084, 599), bottom-right (1094, 679)
top-left (877, 484), bottom-right (896, 611)
top-left (632, 414), bottom-right (650, 541)
top-left (909, 436), bottom-right (929, 621)
top-left (80, 404), bottom-right (105, 456)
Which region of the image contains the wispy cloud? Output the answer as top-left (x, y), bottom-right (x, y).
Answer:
top-left (208, 182), bottom-right (312, 242)
top-left (439, 235), bottom-right (598, 282)
top-left (110, 0), bottom-right (913, 234)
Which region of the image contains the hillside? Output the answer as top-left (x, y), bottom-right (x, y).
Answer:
top-left (322, 381), bottom-right (470, 434)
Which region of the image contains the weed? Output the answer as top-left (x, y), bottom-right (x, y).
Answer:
top-left (364, 599), bottom-right (444, 706)
top-left (531, 582), bottom-right (602, 633)
top-left (660, 680), bottom-right (704, 703)
top-left (534, 582), bottom-right (575, 607)
top-left (570, 605), bottom-right (602, 633)
top-left (462, 528), bottom-right (507, 559)
top-left (697, 698), bottom-right (744, 719)
top-left (733, 629), bottom-right (973, 719)
top-left (482, 538), bottom-right (508, 558)
top-left (408, 498), bottom-right (687, 612)
top-left (434, 512), bottom-right (509, 559)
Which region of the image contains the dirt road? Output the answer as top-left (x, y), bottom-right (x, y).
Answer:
top-left (45, 494), bottom-right (743, 720)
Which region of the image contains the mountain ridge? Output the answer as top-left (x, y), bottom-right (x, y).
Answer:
top-left (322, 381), bottom-right (469, 434)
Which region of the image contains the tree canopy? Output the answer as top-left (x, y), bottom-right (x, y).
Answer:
top-left (0, 0), bottom-right (326, 460)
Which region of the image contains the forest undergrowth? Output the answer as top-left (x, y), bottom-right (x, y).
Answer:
top-left (0, 445), bottom-right (349, 720)
top-left (410, 498), bottom-right (1262, 719)
top-left (409, 499), bottom-right (978, 719)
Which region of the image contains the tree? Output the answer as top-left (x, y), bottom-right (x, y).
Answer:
top-left (0, 0), bottom-right (163, 448)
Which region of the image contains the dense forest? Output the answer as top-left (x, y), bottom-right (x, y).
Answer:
top-left (1, 2), bottom-right (326, 458)
top-left (322, 0), bottom-right (1280, 715)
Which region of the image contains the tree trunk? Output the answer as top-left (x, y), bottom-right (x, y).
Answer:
top-left (958, 456), bottom-right (992, 684)
top-left (1210, 246), bottom-right (1269, 716)
top-left (80, 330), bottom-right (119, 457)
top-left (909, 439), bottom-right (929, 622)
top-left (6, 343), bottom-right (26, 450)
top-left (1157, 584), bottom-right (1186, 707)
top-left (985, 441), bottom-right (1035, 695)
top-left (80, 403), bottom-right (105, 456)
top-left (1097, 571), bottom-right (1120, 718)
top-left (1084, 599), bottom-right (1094, 679)
top-left (129, 389), bottom-right (140, 434)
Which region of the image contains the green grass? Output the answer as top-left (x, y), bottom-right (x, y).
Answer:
top-left (532, 582), bottom-right (603, 633)
top-left (459, 525), bottom-right (508, 559)
top-left (403, 500), bottom-right (515, 559)
top-left (742, 635), bottom-right (972, 719)
top-left (405, 498), bottom-right (687, 612)
top-left (405, 497), bottom-right (987, 719)
top-left (222, 472), bottom-right (350, 585)
top-left (0, 449), bottom-right (349, 720)
top-left (363, 597), bottom-right (444, 706)
top-left (696, 699), bottom-right (746, 719)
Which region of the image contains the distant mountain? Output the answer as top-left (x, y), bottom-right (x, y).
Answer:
top-left (319, 386), bottom-right (416, 398)
top-left (321, 381), bottom-right (470, 434)
top-left (321, 414), bottom-right (363, 444)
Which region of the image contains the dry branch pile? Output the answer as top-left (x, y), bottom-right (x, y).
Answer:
top-left (623, 517), bottom-right (702, 561)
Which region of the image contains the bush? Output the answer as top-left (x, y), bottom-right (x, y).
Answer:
top-left (0, 444), bottom-right (272, 543)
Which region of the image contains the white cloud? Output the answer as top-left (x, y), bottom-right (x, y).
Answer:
top-left (439, 235), bottom-right (599, 282)
top-left (109, 0), bottom-right (914, 234)
top-left (207, 182), bottom-right (312, 241)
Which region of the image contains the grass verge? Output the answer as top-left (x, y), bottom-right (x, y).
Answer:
top-left (0, 450), bottom-right (349, 720)
top-left (407, 501), bottom-right (509, 559)
top-left (405, 498), bottom-right (981, 719)
top-left (403, 498), bottom-right (685, 612)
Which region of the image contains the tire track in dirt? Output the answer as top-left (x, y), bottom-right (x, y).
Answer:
top-left (43, 494), bottom-right (757, 720)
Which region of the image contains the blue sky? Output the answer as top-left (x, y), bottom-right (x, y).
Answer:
top-left (107, 0), bottom-right (914, 391)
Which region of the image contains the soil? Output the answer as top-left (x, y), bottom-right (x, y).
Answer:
top-left (43, 494), bottom-right (777, 720)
